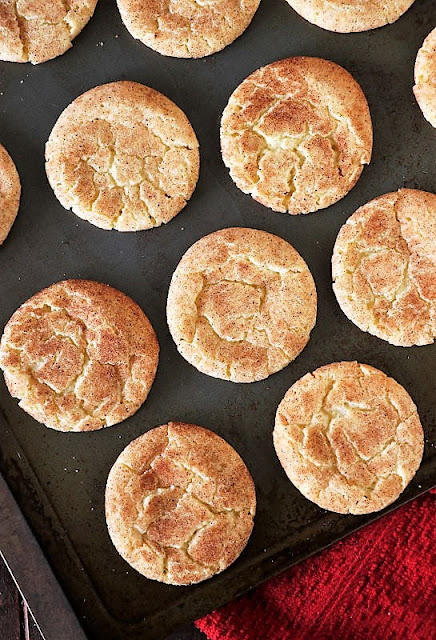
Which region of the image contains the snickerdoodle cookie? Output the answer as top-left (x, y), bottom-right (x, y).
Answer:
top-left (221, 57), bottom-right (372, 215)
top-left (0, 0), bottom-right (98, 64)
top-left (284, 0), bottom-right (415, 33)
top-left (105, 421), bottom-right (256, 585)
top-left (116, 0), bottom-right (261, 58)
top-left (0, 143), bottom-right (20, 245)
top-left (414, 27), bottom-right (436, 129)
top-left (332, 189), bottom-right (436, 346)
top-left (0, 280), bottom-right (159, 431)
top-left (274, 362), bottom-right (424, 515)
top-left (167, 227), bottom-right (317, 383)
top-left (46, 81), bottom-right (199, 231)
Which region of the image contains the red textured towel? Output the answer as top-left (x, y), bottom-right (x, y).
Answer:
top-left (196, 490), bottom-right (436, 640)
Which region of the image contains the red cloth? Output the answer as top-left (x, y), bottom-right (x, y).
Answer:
top-left (196, 490), bottom-right (436, 640)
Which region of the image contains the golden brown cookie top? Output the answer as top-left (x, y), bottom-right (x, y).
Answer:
top-left (167, 227), bottom-right (317, 383)
top-left (274, 362), bottom-right (424, 515)
top-left (285, 0), bottom-right (415, 33)
top-left (116, 0), bottom-right (261, 58)
top-left (414, 27), bottom-right (436, 129)
top-left (221, 57), bottom-right (372, 215)
top-left (0, 0), bottom-right (98, 64)
top-left (46, 81), bottom-right (199, 232)
top-left (0, 143), bottom-right (20, 245)
top-left (0, 280), bottom-right (159, 431)
top-left (332, 189), bottom-right (436, 346)
top-left (105, 422), bottom-right (256, 585)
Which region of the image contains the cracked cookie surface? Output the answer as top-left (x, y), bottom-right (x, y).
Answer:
top-left (284, 0), bottom-right (415, 32)
top-left (332, 189), bottom-right (436, 346)
top-left (0, 279), bottom-right (159, 431)
top-left (0, 0), bottom-right (98, 64)
top-left (116, 0), bottom-right (261, 59)
top-left (414, 27), bottom-right (436, 129)
top-left (105, 421), bottom-right (256, 585)
top-left (45, 81), bottom-right (199, 231)
top-left (0, 143), bottom-right (20, 244)
top-left (274, 362), bottom-right (424, 515)
top-left (167, 227), bottom-right (317, 383)
top-left (220, 57), bottom-right (372, 215)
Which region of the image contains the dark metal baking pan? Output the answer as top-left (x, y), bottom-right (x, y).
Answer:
top-left (0, 0), bottom-right (435, 638)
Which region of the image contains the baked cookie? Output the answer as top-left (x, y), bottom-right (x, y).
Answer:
top-left (116, 0), bottom-right (261, 58)
top-left (105, 421), bottom-right (256, 585)
top-left (284, 0), bottom-right (415, 33)
top-left (274, 362), bottom-right (424, 515)
top-left (332, 189), bottom-right (436, 346)
top-left (167, 227), bottom-right (317, 383)
top-left (0, 0), bottom-right (98, 64)
top-left (0, 280), bottom-right (159, 431)
top-left (221, 57), bottom-right (372, 215)
top-left (46, 81), bottom-right (199, 231)
top-left (0, 143), bottom-right (20, 245)
top-left (414, 27), bottom-right (436, 129)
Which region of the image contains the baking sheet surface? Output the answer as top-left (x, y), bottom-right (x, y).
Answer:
top-left (0, 0), bottom-right (435, 638)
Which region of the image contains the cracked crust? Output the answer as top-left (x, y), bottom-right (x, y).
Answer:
top-left (220, 57), bottom-right (373, 215)
top-left (0, 143), bottom-right (20, 245)
top-left (45, 81), bottom-right (200, 232)
top-left (167, 227), bottom-right (317, 383)
top-left (105, 422), bottom-right (256, 585)
top-left (0, 0), bottom-right (98, 64)
top-left (414, 27), bottom-right (436, 129)
top-left (332, 189), bottom-right (436, 347)
top-left (0, 280), bottom-right (159, 431)
top-left (285, 0), bottom-right (415, 33)
top-left (116, 0), bottom-right (261, 59)
top-left (274, 362), bottom-right (424, 515)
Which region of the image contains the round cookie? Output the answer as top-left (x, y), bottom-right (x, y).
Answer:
top-left (0, 0), bottom-right (98, 64)
top-left (0, 280), bottom-right (159, 431)
top-left (116, 0), bottom-right (261, 59)
top-left (0, 143), bottom-right (20, 245)
top-left (45, 81), bottom-right (199, 232)
top-left (274, 362), bottom-right (424, 515)
top-left (414, 27), bottom-right (436, 129)
top-left (167, 228), bottom-right (317, 383)
top-left (284, 0), bottom-right (415, 33)
top-left (105, 421), bottom-right (256, 585)
top-left (220, 57), bottom-right (373, 215)
top-left (332, 189), bottom-right (436, 346)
